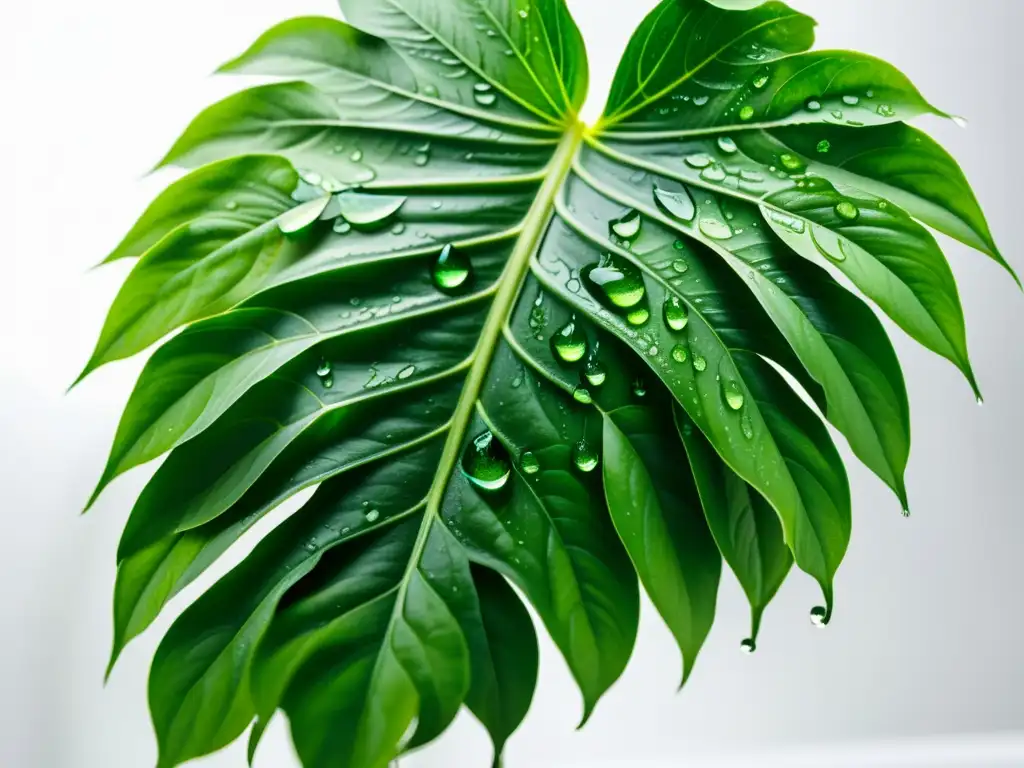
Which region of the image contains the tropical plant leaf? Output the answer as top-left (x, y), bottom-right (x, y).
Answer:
top-left (80, 1), bottom-right (1011, 766)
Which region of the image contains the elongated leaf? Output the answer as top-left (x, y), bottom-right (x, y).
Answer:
top-left (81, 1), bottom-right (1011, 766)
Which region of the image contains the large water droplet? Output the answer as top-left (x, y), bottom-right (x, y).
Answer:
top-left (626, 307), bottom-right (650, 326)
top-left (584, 255), bottom-right (647, 309)
top-left (664, 295), bottom-right (690, 331)
top-left (721, 379), bottom-right (745, 410)
top-left (693, 355), bottom-right (708, 372)
top-left (810, 605), bottom-right (829, 627)
top-left (279, 196), bottom-right (331, 234)
top-left (521, 451), bottom-right (540, 474)
top-left (474, 84), bottom-right (497, 107)
top-left (335, 191), bottom-right (406, 226)
top-left (654, 186), bottom-right (696, 223)
top-left (671, 344), bottom-right (689, 364)
top-left (610, 209), bottom-right (642, 240)
top-left (685, 153), bottom-right (713, 169)
top-left (316, 358), bottom-right (332, 377)
top-left (365, 508), bottom-right (380, 523)
top-left (751, 67), bottom-right (770, 89)
top-left (834, 201), bottom-right (859, 221)
top-left (739, 105), bottom-right (755, 121)
top-left (842, 94), bottom-right (860, 106)
top-left (551, 319), bottom-right (587, 363)
top-left (573, 439), bottom-right (599, 473)
top-left (698, 217), bottom-right (733, 240)
top-left (432, 244), bottom-right (472, 292)
top-left (585, 359), bottom-right (607, 387)
top-left (700, 165), bottom-right (727, 183)
top-left (672, 258), bottom-right (689, 273)
top-left (573, 386), bottom-right (593, 404)
top-left (462, 431), bottom-right (512, 491)
top-left (717, 136), bottom-right (738, 154)
top-left (779, 153), bottom-right (804, 172)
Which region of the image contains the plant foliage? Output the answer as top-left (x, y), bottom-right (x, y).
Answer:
top-left (81, 0), bottom-right (1012, 766)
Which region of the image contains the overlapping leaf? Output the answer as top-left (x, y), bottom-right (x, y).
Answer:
top-left (79, 1), bottom-right (1009, 767)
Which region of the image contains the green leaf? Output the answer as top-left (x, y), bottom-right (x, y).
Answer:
top-left (81, 1), bottom-right (1012, 766)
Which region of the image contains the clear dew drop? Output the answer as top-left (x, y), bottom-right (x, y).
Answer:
top-left (392, 222), bottom-right (406, 235)
top-left (671, 344), bottom-right (689, 364)
top-left (365, 509), bottom-right (380, 523)
top-left (664, 295), bottom-right (690, 331)
top-left (717, 136), bottom-right (738, 154)
top-left (721, 379), bottom-right (745, 411)
top-left (692, 95), bottom-right (709, 107)
top-left (805, 99), bottom-right (822, 112)
top-left (431, 244), bottom-right (472, 292)
top-left (684, 153), bottom-right (713, 169)
top-left (627, 306), bottom-right (650, 326)
top-left (700, 165), bottom-right (727, 183)
top-left (521, 451), bottom-right (540, 474)
top-left (584, 255), bottom-right (647, 309)
top-left (842, 94), bottom-right (860, 106)
top-left (654, 186), bottom-right (696, 223)
top-left (810, 606), bottom-right (829, 627)
top-left (422, 84), bottom-right (439, 97)
top-left (740, 638), bottom-right (756, 654)
top-left (834, 201), bottom-right (860, 221)
top-left (414, 154), bottom-right (429, 167)
top-left (349, 149), bottom-right (364, 163)
top-left (474, 91), bottom-right (498, 107)
top-left (316, 358), bottom-right (332, 377)
top-left (333, 219), bottom-right (352, 235)
top-left (573, 386), bottom-right (593, 404)
top-left (816, 139), bottom-right (831, 153)
top-left (741, 413), bottom-right (754, 440)
top-left (672, 258), bottom-right (689, 273)
top-left (779, 153), bottom-right (804, 171)
top-left (610, 208), bottom-right (642, 239)
top-left (225, 201), bottom-right (239, 211)
top-left (739, 105), bottom-right (755, 121)
top-left (693, 355), bottom-right (708, 372)
top-left (698, 217), bottom-right (733, 240)
top-left (321, 374), bottom-right (334, 389)
top-left (461, 430), bottom-right (512, 491)
top-left (397, 365), bottom-right (416, 380)
top-left (552, 319), bottom-right (588, 363)
top-left (751, 67), bottom-right (770, 89)
top-left (585, 359), bottom-right (607, 387)
top-left (279, 196), bottom-right (331, 235)
top-left (572, 439), bottom-right (599, 473)
top-left (517, 8), bottom-right (529, 19)
top-left (876, 103), bottom-right (895, 117)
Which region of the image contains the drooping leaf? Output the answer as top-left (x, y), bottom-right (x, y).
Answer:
top-left (80, 1), bottom-right (1011, 766)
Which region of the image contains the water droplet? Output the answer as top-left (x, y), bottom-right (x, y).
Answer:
top-left (415, 154), bottom-right (429, 167)
top-left (397, 365), bottom-right (416, 380)
top-left (701, 165), bottom-right (727, 183)
top-left (431, 244), bottom-right (472, 292)
top-left (552, 319), bottom-right (587, 363)
top-left (365, 509), bottom-right (380, 523)
top-left (392, 222), bottom-right (406, 235)
top-left (834, 201), bottom-right (859, 221)
top-left (739, 105), bottom-right (755, 121)
top-left (664, 295), bottom-right (690, 331)
top-left (876, 103), bottom-right (895, 118)
top-left (633, 378), bottom-right (648, 396)
top-left (627, 306), bottom-right (650, 326)
top-left (693, 355), bottom-right (708, 372)
top-left (693, 95), bottom-right (709, 107)
top-left (816, 139), bottom-right (831, 153)
top-left (717, 136), bottom-right (738, 154)
top-left (779, 153), bottom-right (804, 171)
top-left (610, 209), bottom-right (642, 240)
top-left (654, 186), bottom-right (696, 222)
top-left (517, 8), bottom-right (528, 19)
top-left (952, 115), bottom-right (969, 129)
top-left (810, 606), bottom-right (829, 627)
top-left (299, 169), bottom-right (323, 186)
top-left (740, 638), bottom-right (756, 654)
top-left (573, 386), bottom-right (593, 404)
top-left (474, 91), bottom-right (497, 107)
top-left (842, 94), bottom-right (860, 106)
top-left (521, 451), bottom-right (540, 474)
top-left (461, 431), bottom-right (512, 491)
top-left (225, 201), bottom-right (239, 211)
top-left (685, 153), bottom-right (713, 169)
top-left (698, 217), bottom-right (732, 240)
top-left (573, 439), bottom-right (599, 473)
top-left (672, 258), bottom-right (689, 273)
top-left (321, 374), bottom-right (334, 389)
top-left (585, 359), bottom-right (607, 387)
top-left (765, 209), bottom-right (806, 234)
top-left (316, 358), bottom-right (332, 377)
top-left (279, 196), bottom-right (331, 234)
top-left (805, 99), bottom-right (822, 112)
top-left (721, 379), bottom-right (745, 410)
top-left (751, 67), bottom-right (770, 89)
top-left (584, 255), bottom-right (646, 309)
top-left (741, 413), bottom-right (754, 440)
top-left (349, 149), bottom-right (364, 163)
top-left (335, 190), bottom-right (406, 226)
top-left (831, 110), bottom-right (844, 120)
top-left (333, 219), bottom-right (352, 235)
top-left (671, 344), bottom-right (689, 364)
top-left (422, 84), bottom-right (439, 97)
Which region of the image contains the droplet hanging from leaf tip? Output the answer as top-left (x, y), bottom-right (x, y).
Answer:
top-left (721, 379), bottom-right (744, 411)
top-left (573, 439), bottom-right (599, 473)
top-left (572, 386), bottom-right (593, 404)
top-left (552, 319), bottom-right (587, 363)
top-left (810, 605), bottom-right (830, 628)
top-left (584, 358), bottom-right (606, 387)
top-left (740, 638), bottom-right (756, 654)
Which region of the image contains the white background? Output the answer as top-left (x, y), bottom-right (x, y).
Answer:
top-left (3, 1), bottom-right (1023, 766)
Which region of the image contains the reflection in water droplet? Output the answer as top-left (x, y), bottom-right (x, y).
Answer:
top-left (739, 105), bottom-right (755, 121)
top-left (610, 209), bottom-right (642, 240)
top-left (316, 359), bottom-right (332, 377)
top-left (740, 638), bottom-right (756, 654)
top-left (462, 431), bottom-right (512, 491)
top-left (693, 355), bottom-right (707, 372)
top-left (816, 139), bottom-right (831, 153)
top-left (573, 439), bottom-right (599, 473)
top-left (627, 307), bottom-right (650, 326)
top-left (672, 258), bottom-right (689, 273)
top-left (671, 344), bottom-right (689, 364)
top-left (584, 256), bottom-right (646, 308)
top-left (717, 136), bottom-right (738, 154)
top-left (365, 509), bottom-right (380, 523)
top-left (810, 606), bottom-right (829, 627)
top-left (552, 320), bottom-right (587, 363)
top-left (834, 201), bottom-right (860, 221)
top-left (585, 359), bottom-right (607, 387)
top-left (521, 451), bottom-right (540, 474)
top-left (779, 153), bottom-right (804, 171)
top-left (431, 244), bottom-right (472, 292)
top-left (654, 186), bottom-right (696, 223)
top-left (751, 67), bottom-right (770, 89)
top-left (698, 217), bottom-right (732, 240)
top-left (664, 296), bottom-right (690, 331)
top-left (842, 95), bottom-right (860, 106)
top-left (685, 153), bottom-right (713, 169)
top-left (721, 379), bottom-right (745, 410)
top-left (805, 99), bottom-right (822, 112)
top-left (573, 387), bottom-right (593, 404)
